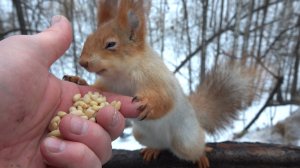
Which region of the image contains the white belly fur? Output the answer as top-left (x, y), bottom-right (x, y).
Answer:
top-left (132, 91), bottom-right (206, 161)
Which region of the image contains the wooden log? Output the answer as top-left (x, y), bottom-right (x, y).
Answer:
top-left (104, 141), bottom-right (300, 168)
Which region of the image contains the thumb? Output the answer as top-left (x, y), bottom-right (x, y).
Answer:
top-left (33, 15), bottom-right (72, 67)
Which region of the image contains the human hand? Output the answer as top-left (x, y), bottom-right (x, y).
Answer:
top-left (0, 15), bottom-right (138, 168)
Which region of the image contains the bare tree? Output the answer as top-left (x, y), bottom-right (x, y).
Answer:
top-left (200, 0), bottom-right (208, 83)
top-left (12, 0), bottom-right (27, 35)
top-left (2, 0), bottom-right (300, 142)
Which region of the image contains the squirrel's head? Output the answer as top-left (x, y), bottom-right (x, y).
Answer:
top-left (79, 0), bottom-right (148, 77)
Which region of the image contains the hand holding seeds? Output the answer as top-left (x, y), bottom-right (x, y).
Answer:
top-left (48, 91), bottom-right (121, 138)
top-left (0, 15), bottom-right (140, 168)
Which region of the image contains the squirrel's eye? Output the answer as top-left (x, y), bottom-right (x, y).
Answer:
top-left (105, 41), bottom-right (117, 50)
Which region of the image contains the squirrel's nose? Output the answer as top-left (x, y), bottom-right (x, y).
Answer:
top-left (79, 59), bottom-right (89, 69)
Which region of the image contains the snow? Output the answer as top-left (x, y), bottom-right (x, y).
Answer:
top-left (112, 128), bottom-right (143, 150)
top-left (237, 108), bottom-right (300, 146)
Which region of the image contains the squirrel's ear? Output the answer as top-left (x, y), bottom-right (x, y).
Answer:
top-left (97, 0), bottom-right (118, 26)
top-left (127, 10), bottom-right (139, 31)
top-left (118, 0), bottom-right (146, 42)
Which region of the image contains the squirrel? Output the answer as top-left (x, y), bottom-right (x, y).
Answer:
top-left (64, 0), bottom-right (255, 167)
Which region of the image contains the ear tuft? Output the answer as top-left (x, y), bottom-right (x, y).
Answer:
top-left (98, 0), bottom-right (118, 26)
top-left (117, 0), bottom-right (147, 43)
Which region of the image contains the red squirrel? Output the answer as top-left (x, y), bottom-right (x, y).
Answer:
top-left (64, 0), bottom-right (255, 167)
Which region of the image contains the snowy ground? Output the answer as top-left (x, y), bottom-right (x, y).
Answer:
top-left (112, 128), bottom-right (143, 150)
top-left (237, 108), bottom-right (300, 146)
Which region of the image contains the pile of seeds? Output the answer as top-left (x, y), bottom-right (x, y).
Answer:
top-left (48, 91), bottom-right (121, 138)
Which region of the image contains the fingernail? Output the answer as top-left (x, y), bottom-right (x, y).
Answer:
top-left (111, 108), bottom-right (119, 127)
top-left (51, 15), bottom-right (62, 26)
top-left (45, 137), bottom-right (65, 153)
top-left (70, 116), bottom-right (88, 135)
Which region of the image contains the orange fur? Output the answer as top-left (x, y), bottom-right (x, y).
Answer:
top-left (135, 85), bottom-right (174, 119)
top-left (117, 0), bottom-right (147, 44)
top-left (98, 0), bottom-right (118, 25)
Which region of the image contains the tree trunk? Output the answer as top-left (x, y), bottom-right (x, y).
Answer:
top-left (256, 0), bottom-right (270, 61)
top-left (181, 0), bottom-right (193, 92)
top-left (241, 0), bottom-right (255, 65)
top-left (200, 0), bottom-right (208, 83)
top-left (291, 16), bottom-right (300, 98)
top-left (232, 0), bottom-right (242, 58)
top-left (12, 0), bottom-right (27, 35)
top-left (215, 0), bottom-right (224, 65)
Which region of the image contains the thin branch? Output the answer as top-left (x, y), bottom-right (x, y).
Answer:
top-left (234, 76), bottom-right (284, 139)
top-left (173, 25), bottom-right (234, 74)
top-left (0, 28), bottom-right (40, 39)
top-left (268, 99), bottom-right (300, 106)
top-left (261, 26), bottom-right (296, 59)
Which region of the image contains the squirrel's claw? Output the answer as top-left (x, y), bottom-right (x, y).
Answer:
top-left (132, 96), bottom-right (139, 103)
top-left (197, 156), bottom-right (210, 168)
top-left (137, 105), bottom-right (149, 120)
top-left (140, 148), bottom-right (161, 162)
top-left (132, 90), bottom-right (173, 120)
top-left (132, 96), bottom-right (151, 120)
top-left (63, 75), bottom-right (88, 85)
top-left (137, 110), bottom-right (149, 120)
top-left (197, 146), bottom-right (213, 168)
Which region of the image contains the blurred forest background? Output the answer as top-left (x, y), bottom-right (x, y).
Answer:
top-left (0, 0), bottom-right (299, 144)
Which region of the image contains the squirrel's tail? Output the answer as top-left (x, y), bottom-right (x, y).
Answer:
top-left (189, 63), bottom-right (256, 134)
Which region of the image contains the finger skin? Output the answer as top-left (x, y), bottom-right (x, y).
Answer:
top-left (95, 105), bottom-right (126, 140)
top-left (59, 115), bottom-right (113, 164)
top-left (40, 137), bottom-right (102, 168)
top-left (104, 91), bottom-right (141, 118)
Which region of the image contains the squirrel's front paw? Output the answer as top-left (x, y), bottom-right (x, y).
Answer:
top-left (132, 92), bottom-right (173, 120)
top-left (63, 75), bottom-right (88, 85)
top-left (132, 96), bottom-right (152, 120)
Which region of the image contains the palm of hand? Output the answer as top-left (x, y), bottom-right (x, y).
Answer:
top-left (0, 32), bottom-right (75, 167)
